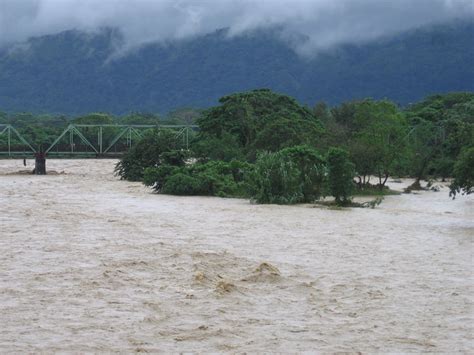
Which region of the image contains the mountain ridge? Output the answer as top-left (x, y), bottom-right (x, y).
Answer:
top-left (0, 21), bottom-right (473, 115)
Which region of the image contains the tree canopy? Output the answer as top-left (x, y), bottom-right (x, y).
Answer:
top-left (196, 89), bottom-right (323, 160)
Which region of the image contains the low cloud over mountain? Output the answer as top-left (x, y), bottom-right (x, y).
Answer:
top-left (1, 0), bottom-right (473, 55)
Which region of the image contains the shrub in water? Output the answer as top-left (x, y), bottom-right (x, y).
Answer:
top-left (249, 145), bottom-right (326, 204)
top-left (162, 173), bottom-right (203, 195)
top-left (143, 165), bottom-right (182, 191)
top-left (250, 151), bottom-right (303, 204)
top-left (327, 147), bottom-right (355, 206)
top-left (145, 159), bottom-right (253, 198)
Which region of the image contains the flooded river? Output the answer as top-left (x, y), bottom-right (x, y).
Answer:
top-left (0, 159), bottom-right (472, 352)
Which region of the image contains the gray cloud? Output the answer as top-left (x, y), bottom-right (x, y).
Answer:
top-left (1, 0), bottom-right (473, 55)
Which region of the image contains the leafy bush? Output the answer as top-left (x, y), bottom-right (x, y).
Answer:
top-left (250, 151), bottom-right (302, 204)
top-left (144, 159), bottom-right (253, 198)
top-left (143, 165), bottom-right (181, 191)
top-left (162, 173), bottom-right (203, 195)
top-left (249, 146), bottom-right (326, 204)
top-left (280, 145), bottom-right (326, 201)
top-left (327, 147), bottom-right (355, 206)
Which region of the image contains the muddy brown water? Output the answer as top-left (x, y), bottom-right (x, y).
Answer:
top-left (0, 159), bottom-right (473, 352)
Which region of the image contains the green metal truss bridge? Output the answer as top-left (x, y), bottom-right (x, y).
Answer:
top-left (0, 124), bottom-right (197, 159)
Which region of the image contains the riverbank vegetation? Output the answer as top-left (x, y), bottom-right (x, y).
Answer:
top-left (2, 90), bottom-right (473, 205)
top-left (115, 90), bottom-right (473, 205)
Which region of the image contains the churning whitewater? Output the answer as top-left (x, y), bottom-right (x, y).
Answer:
top-left (0, 159), bottom-right (472, 352)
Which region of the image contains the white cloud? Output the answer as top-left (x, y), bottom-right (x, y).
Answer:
top-left (0, 0), bottom-right (473, 55)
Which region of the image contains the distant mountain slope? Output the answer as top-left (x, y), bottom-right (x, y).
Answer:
top-left (0, 22), bottom-right (473, 114)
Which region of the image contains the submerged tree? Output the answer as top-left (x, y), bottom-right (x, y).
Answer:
top-left (328, 99), bottom-right (408, 188)
top-left (449, 147), bottom-right (474, 198)
top-left (115, 129), bottom-right (184, 181)
top-left (327, 147), bottom-right (355, 206)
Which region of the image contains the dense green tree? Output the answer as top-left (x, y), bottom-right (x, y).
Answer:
top-left (405, 92), bottom-right (474, 180)
top-left (327, 148), bottom-right (355, 206)
top-left (353, 100), bottom-right (408, 187)
top-left (253, 117), bottom-right (319, 153)
top-left (313, 101), bottom-right (331, 122)
top-left (196, 89), bottom-right (323, 160)
top-left (143, 164), bottom-right (181, 192)
top-left (192, 132), bottom-right (245, 162)
top-left (406, 119), bottom-right (442, 183)
top-left (115, 129), bottom-right (184, 181)
top-left (328, 99), bottom-right (408, 187)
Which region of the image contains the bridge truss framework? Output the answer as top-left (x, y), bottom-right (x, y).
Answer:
top-left (0, 124), bottom-right (197, 158)
top-left (0, 124), bottom-right (37, 157)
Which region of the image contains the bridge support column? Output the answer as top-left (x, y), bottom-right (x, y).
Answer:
top-left (34, 152), bottom-right (46, 175)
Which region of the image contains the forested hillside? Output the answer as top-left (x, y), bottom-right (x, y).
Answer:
top-left (0, 22), bottom-right (473, 115)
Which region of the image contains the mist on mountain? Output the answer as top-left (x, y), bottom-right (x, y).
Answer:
top-left (0, 21), bottom-right (473, 114)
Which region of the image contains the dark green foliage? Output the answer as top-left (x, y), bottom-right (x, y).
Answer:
top-left (250, 151), bottom-right (302, 204)
top-left (250, 145), bottom-right (326, 204)
top-left (326, 99), bottom-right (408, 187)
top-left (115, 129), bottom-right (183, 181)
top-left (253, 117), bottom-right (320, 153)
top-left (327, 148), bottom-right (355, 205)
top-left (192, 132), bottom-right (245, 162)
top-left (407, 93), bottom-right (474, 123)
top-left (162, 173), bottom-right (203, 195)
top-left (449, 147), bottom-right (474, 198)
top-left (405, 92), bottom-right (474, 180)
top-left (160, 150), bottom-right (188, 167)
top-left (186, 160), bottom-right (252, 197)
top-left (325, 93), bottom-right (473, 186)
top-left (144, 160), bottom-right (253, 198)
top-left (143, 164), bottom-right (181, 191)
top-left (279, 145), bottom-right (326, 201)
top-left (196, 89), bottom-right (323, 160)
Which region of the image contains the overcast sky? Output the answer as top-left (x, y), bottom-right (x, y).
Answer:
top-left (1, 0), bottom-right (473, 55)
